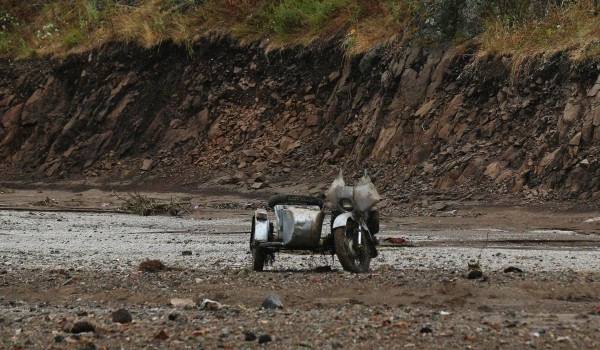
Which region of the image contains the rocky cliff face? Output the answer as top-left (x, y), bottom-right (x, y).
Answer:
top-left (1, 37), bottom-right (599, 202)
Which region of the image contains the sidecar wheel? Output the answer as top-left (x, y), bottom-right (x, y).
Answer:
top-left (334, 223), bottom-right (371, 273)
top-left (252, 246), bottom-right (267, 272)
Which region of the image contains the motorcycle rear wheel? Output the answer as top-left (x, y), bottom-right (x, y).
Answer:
top-left (333, 224), bottom-right (371, 273)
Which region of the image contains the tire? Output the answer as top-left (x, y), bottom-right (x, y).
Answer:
top-left (252, 245), bottom-right (267, 272)
top-left (267, 194), bottom-right (323, 209)
top-left (334, 222), bottom-right (372, 273)
top-left (250, 215), bottom-right (269, 271)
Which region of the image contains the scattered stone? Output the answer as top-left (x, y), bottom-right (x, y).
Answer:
top-left (75, 341), bottom-right (97, 350)
top-left (111, 308), bottom-right (132, 324)
top-left (69, 321), bottom-right (95, 334)
top-left (170, 298), bottom-right (196, 308)
top-left (432, 203), bottom-right (447, 211)
top-left (467, 270), bottom-right (483, 279)
top-left (420, 326), bottom-right (433, 334)
top-left (503, 266), bottom-right (523, 273)
top-left (138, 259), bottom-right (166, 272)
top-left (244, 331), bottom-right (257, 341)
top-left (182, 250), bottom-right (193, 256)
top-left (199, 299), bottom-right (222, 310)
top-left (467, 260), bottom-right (483, 279)
top-left (261, 294), bottom-right (283, 309)
top-left (155, 330), bottom-right (169, 340)
top-left (168, 313), bottom-right (179, 321)
top-left (258, 334), bottom-right (272, 344)
top-left (140, 159), bottom-right (154, 171)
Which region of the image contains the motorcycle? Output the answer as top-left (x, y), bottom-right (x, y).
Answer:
top-left (249, 169), bottom-right (381, 273)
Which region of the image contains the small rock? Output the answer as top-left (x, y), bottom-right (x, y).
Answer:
top-left (111, 308), bottom-right (132, 324)
top-left (261, 294), bottom-right (283, 309)
top-left (75, 341), bottom-right (97, 350)
top-left (503, 266), bottom-right (523, 273)
top-left (138, 259), bottom-right (166, 272)
top-left (181, 250), bottom-right (193, 256)
top-left (244, 331), bottom-right (257, 341)
top-left (155, 330), bottom-right (169, 340)
top-left (432, 203), bottom-right (447, 211)
top-left (467, 270), bottom-right (483, 279)
top-left (420, 326), bottom-right (433, 334)
top-left (69, 321), bottom-right (95, 334)
top-left (258, 334), bottom-right (272, 344)
top-left (170, 298), bottom-right (196, 308)
top-left (199, 298), bottom-right (222, 310)
top-left (168, 313), bottom-right (179, 321)
top-left (140, 159), bottom-right (154, 171)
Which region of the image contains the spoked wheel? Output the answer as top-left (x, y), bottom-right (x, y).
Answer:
top-left (334, 222), bottom-right (372, 273)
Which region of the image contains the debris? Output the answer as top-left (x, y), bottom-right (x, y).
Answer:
top-left (114, 191), bottom-right (189, 216)
top-left (182, 250), bottom-right (193, 256)
top-left (244, 331), bottom-right (257, 341)
top-left (383, 237), bottom-right (409, 245)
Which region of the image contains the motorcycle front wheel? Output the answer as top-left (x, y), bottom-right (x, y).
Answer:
top-left (333, 223), bottom-right (372, 273)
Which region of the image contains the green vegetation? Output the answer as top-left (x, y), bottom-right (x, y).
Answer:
top-left (0, 0), bottom-right (597, 60)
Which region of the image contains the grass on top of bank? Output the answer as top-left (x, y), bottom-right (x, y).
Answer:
top-left (0, 0), bottom-right (598, 60)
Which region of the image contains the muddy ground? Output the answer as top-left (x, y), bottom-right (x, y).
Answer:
top-left (1, 185), bottom-right (600, 349)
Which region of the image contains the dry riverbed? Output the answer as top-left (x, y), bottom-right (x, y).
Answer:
top-left (1, 187), bottom-right (600, 349)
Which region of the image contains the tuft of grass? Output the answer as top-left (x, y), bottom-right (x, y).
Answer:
top-left (480, 0), bottom-right (600, 62)
top-left (0, 0), bottom-right (597, 61)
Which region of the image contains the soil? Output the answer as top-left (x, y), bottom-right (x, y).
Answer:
top-left (1, 185), bottom-right (600, 349)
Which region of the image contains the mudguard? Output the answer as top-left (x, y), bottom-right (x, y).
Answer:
top-left (253, 209), bottom-right (270, 241)
top-left (332, 212), bottom-right (370, 233)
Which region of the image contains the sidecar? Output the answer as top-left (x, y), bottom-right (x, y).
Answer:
top-left (250, 194), bottom-right (325, 271)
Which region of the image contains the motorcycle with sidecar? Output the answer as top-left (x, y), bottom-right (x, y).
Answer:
top-left (249, 170), bottom-right (381, 273)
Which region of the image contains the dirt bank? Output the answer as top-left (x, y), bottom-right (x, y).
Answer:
top-left (1, 38), bottom-right (599, 206)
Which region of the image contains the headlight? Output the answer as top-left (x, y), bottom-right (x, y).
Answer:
top-left (339, 198), bottom-right (354, 211)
